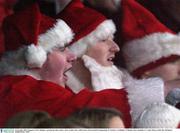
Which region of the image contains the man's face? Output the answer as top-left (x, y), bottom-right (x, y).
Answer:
top-left (85, 37), bottom-right (120, 66)
top-left (143, 59), bottom-right (180, 81)
top-left (39, 47), bottom-right (76, 87)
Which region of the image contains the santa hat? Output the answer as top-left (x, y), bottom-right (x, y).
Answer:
top-left (135, 102), bottom-right (180, 128)
top-left (56, 0), bottom-right (116, 57)
top-left (2, 3), bottom-right (74, 68)
top-left (121, 0), bottom-right (180, 77)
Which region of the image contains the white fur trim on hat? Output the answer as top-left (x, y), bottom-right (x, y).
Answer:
top-left (123, 32), bottom-right (180, 72)
top-left (69, 20), bottom-right (116, 57)
top-left (38, 19), bottom-right (74, 52)
top-left (135, 102), bottom-right (180, 128)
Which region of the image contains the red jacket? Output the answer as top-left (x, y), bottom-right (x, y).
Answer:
top-left (0, 75), bottom-right (131, 127)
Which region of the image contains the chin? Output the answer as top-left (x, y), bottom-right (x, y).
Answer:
top-left (58, 78), bottom-right (66, 87)
top-left (102, 63), bottom-right (113, 67)
top-left (59, 82), bottom-right (65, 87)
top-left (107, 62), bottom-right (114, 66)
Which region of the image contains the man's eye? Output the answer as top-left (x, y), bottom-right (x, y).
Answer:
top-left (59, 47), bottom-right (66, 51)
top-left (101, 39), bottom-right (107, 42)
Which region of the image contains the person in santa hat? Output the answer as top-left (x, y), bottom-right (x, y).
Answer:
top-left (135, 102), bottom-right (180, 128)
top-left (0, 2), bottom-right (132, 128)
top-left (121, 0), bottom-right (180, 84)
top-left (120, 0), bottom-right (180, 106)
top-left (56, 0), bottom-right (169, 126)
top-left (83, 0), bottom-right (124, 68)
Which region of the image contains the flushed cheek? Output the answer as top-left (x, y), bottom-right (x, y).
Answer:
top-left (160, 70), bottom-right (178, 81)
top-left (41, 57), bottom-right (66, 80)
top-left (48, 56), bottom-right (65, 74)
top-left (41, 62), bottom-right (65, 81)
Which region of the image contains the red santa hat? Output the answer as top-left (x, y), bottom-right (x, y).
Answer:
top-left (121, 0), bottom-right (180, 77)
top-left (56, 0), bottom-right (116, 57)
top-left (2, 3), bottom-right (74, 68)
top-left (135, 102), bottom-right (180, 128)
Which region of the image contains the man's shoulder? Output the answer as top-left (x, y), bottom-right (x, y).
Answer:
top-left (0, 75), bottom-right (72, 95)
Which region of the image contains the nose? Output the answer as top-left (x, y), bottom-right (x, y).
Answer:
top-left (110, 40), bottom-right (120, 52)
top-left (66, 49), bottom-right (77, 64)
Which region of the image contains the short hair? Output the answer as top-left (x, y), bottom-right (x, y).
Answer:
top-left (5, 110), bottom-right (89, 128)
top-left (5, 110), bottom-right (52, 128)
top-left (65, 107), bottom-right (123, 128)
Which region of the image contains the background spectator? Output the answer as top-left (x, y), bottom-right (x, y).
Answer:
top-left (64, 107), bottom-right (125, 128)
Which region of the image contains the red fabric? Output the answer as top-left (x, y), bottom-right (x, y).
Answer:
top-left (121, 0), bottom-right (174, 42)
top-left (2, 3), bottom-right (55, 53)
top-left (56, 0), bottom-right (107, 44)
top-left (0, 75), bottom-right (131, 128)
top-left (0, 0), bottom-right (14, 55)
top-left (178, 123), bottom-right (180, 128)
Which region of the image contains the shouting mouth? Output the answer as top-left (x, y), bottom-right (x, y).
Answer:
top-left (63, 68), bottom-right (71, 81)
top-left (107, 56), bottom-right (115, 65)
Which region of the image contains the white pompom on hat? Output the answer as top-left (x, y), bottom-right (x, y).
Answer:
top-left (135, 102), bottom-right (180, 128)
